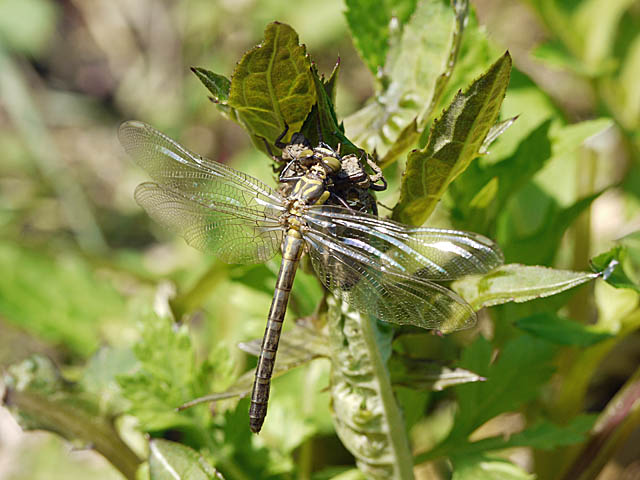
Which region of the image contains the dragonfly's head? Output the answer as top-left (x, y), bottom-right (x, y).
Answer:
top-left (309, 163), bottom-right (328, 179)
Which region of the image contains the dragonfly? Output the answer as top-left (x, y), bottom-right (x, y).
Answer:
top-left (119, 121), bottom-right (504, 433)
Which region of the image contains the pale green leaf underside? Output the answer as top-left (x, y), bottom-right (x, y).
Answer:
top-left (149, 439), bottom-right (223, 480)
top-left (392, 52), bottom-right (512, 226)
top-left (228, 22), bottom-right (315, 145)
top-left (452, 264), bottom-right (599, 311)
top-left (452, 456), bottom-right (535, 480)
top-left (344, 0), bottom-right (457, 158)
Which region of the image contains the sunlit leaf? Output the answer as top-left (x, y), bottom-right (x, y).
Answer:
top-left (344, 0), bottom-right (418, 74)
top-left (344, 0), bottom-right (458, 159)
top-left (515, 313), bottom-right (612, 346)
top-left (149, 439), bottom-right (224, 480)
top-left (479, 116), bottom-right (518, 154)
top-left (452, 264), bottom-right (599, 311)
top-left (451, 456), bottom-right (535, 480)
top-left (393, 52), bottom-right (511, 225)
top-left (228, 22), bottom-right (315, 150)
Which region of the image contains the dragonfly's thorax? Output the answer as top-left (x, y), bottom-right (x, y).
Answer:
top-left (287, 166), bottom-right (330, 206)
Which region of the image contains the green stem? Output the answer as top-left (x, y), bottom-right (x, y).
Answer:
top-left (4, 389), bottom-right (142, 479)
top-left (327, 295), bottom-right (414, 480)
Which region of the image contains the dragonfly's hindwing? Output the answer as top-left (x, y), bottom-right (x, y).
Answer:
top-left (120, 121), bottom-right (285, 264)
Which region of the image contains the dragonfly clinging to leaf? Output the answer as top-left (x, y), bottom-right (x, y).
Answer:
top-left (118, 121), bottom-right (504, 433)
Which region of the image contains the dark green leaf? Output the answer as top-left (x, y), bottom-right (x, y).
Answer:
top-left (191, 67), bottom-right (230, 103)
top-left (323, 58), bottom-right (341, 106)
top-left (3, 356), bottom-right (142, 480)
top-left (149, 439), bottom-right (224, 480)
top-left (451, 335), bottom-right (556, 438)
top-left (389, 355), bottom-right (485, 390)
top-left (450, 119), bottom-right (552, 234)
top-left (499, 415), bottom-right (597, 450)
top-left (515, 313), bottom-right (612, 346)
top-left (591, 240), bottom-right (640, 292)
top-left (228, 22), bottom-right (315, 150)
top-left (452, 264), bottom-right (598, 311)
top-left (299, 66), bottom-right (353, 152)
top-left (392, 52), bottom-right (512, 226)
top-left (422, 415), bottom-right (596, 463)
top-left (499, 188), bottom-right (605, 265)
top-left (344, 0), bottom-right (418, 74)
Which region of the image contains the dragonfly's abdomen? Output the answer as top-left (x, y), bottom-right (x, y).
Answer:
top-left (249, 228), bottom-right (304, 433)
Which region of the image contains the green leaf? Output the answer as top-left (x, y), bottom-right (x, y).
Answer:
top-left (389, 355), bottom-right (485, 390)
top-left (451, 456), bottom-right (535, 480)
top-left (499, 188), bottom-right (605, 265)
top-left (178, 323), bottom-right (328, 409)
top-left (392, 52), bottom-right (511, 225)
top-left (531, 40), bottom-right (593, 75)
top-left (452, 264), bottom-right (599, 311)
top-left (149, 439), bottom-right (223, 480)
top-left (0, 242), bottom-right (126, 357)
top-left (499, 415), bottom-right (597, 450)
top-left (299, 66), bottom-right (354, 152)
top-left (117, 313), bottom-right (214, 432)
top-left (228, 22), bottom-right (315, 150)
top-left (419, 413), bottom-right (596, 463)
top-left (591, 241), bottom-right (640, 292)
top-left (451, 336), bottom-right (556, 438)
top-left (450, 117), bottom-right (553, 235)
top-left (515, 313), bottom-right (612, 346)
top-left (478, 116), bottom-right (519, 154)
top-left (3, 356), bottom-right (142, 480)
top-left (344, 0), bottom-right (417, 74)
top-left (191, 67), bottom-right (231, 105)
top-left (344, 0), bottom-right (458, 159)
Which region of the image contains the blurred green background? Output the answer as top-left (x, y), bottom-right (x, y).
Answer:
top-left (0, 0), bottom-right (638, 478)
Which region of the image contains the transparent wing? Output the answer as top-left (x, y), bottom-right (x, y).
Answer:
top-left (120, 121), bottom-right (285, 263)
top-left (305, 205), bottom-right (503, 280)
top-left (304, 229), bottom-right (476, 331)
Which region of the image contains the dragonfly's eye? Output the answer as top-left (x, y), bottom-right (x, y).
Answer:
top-left (322, 156), bottom-right (341, 173)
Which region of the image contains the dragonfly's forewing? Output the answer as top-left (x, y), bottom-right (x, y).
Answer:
top-left (120, 121), bottom-right (285, 264)
top-left (303, 206), bottom-right (504, 332)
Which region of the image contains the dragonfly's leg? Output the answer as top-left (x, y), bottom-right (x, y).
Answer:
top-left (274, 122), bottom-right (290, 149)
top-left (329, 192), bottom-right (353, 210)
top-left (279, 160), bottom-right (303, 183)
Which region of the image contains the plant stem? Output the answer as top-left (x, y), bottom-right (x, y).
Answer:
top-left (327, 295), bottom-right (414, 480)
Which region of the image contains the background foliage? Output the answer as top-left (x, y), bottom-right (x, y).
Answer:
top-left (0, 0), bottom-right (639, 479)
